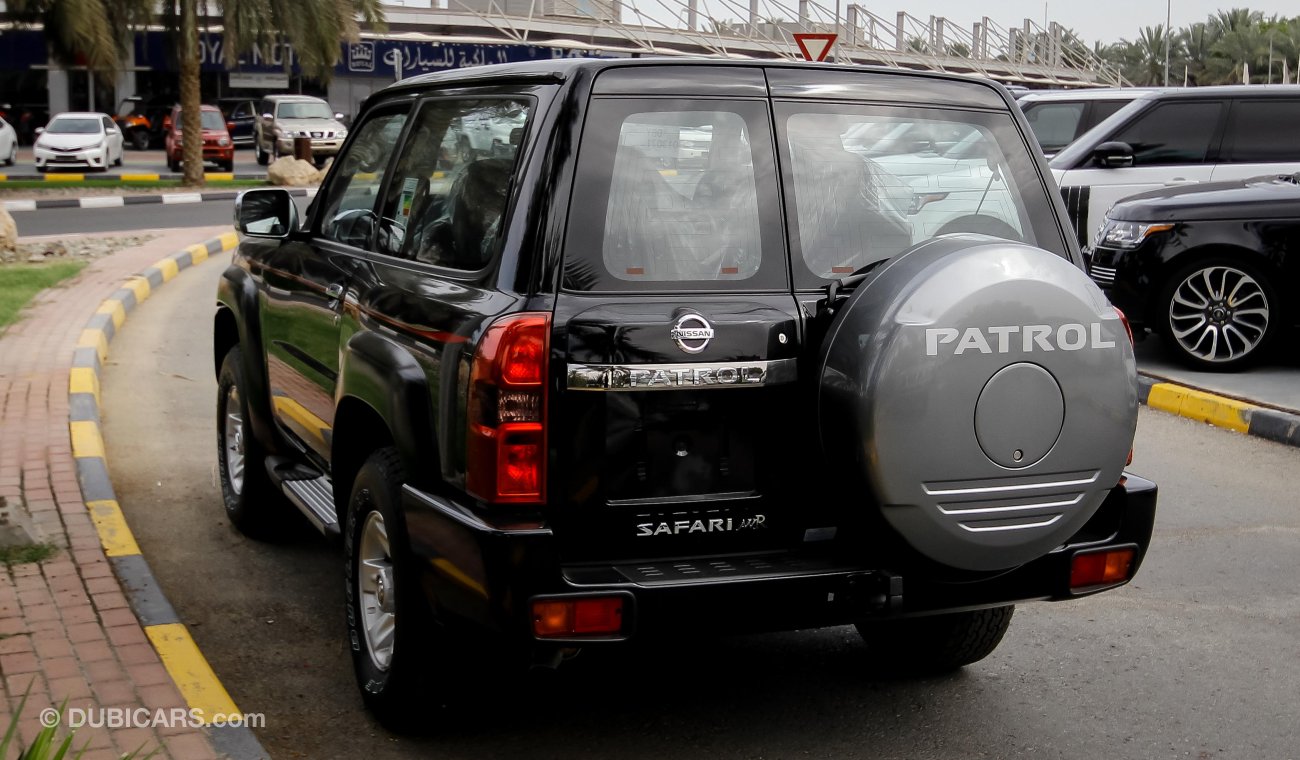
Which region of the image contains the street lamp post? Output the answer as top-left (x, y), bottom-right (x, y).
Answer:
top-left (1163, 0), bottom-right (1171, 86)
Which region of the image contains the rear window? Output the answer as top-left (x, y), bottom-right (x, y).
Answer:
top-left (1222, 100), bottom-right (1300, 162)
top-left (563, 99), bottom-right (787, 292)
top-left (775, 104), bottom-right (1067, 285)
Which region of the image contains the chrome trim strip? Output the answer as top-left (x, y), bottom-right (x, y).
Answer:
top-left (567, 358), bottom-right (797, 391)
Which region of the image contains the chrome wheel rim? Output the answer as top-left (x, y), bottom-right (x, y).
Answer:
top-left (358, 510), bottom-right (396, 672)
top-left (1169, 265), bottom-right (1270, 363)
top-left (223, 386), bottom-right (245, 494)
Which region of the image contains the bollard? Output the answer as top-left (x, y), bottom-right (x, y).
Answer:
top-left (293, 136), bottom-right (313, 162)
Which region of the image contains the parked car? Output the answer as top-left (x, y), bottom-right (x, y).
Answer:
top-left (219, 60), bottom-right (1156, 727)
top-left (0, 117), bottom-right (16, 166)
top-left (216, 97), bottom-right (258, 148)
top-left (1051, 85), bottom-right (1300, 249)
top-left (164, 105), bottom-right (235, 172)
top-left (1017, 88), bottom-right (1153, 157)
top-left (33, 112), bottom-right (124, 172)
top-left (1088, 173), bottom-right (1300, 370)
top-left (253, 94), bottom-right (346, 165)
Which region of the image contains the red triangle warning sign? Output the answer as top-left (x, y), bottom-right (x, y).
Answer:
top-left (794, 33), bottom-right (837, 62)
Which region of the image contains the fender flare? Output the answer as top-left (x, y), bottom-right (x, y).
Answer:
top-left (215, 264), bottom-right (279, 453)
top-left (337, 331), bottom-right (440, 492)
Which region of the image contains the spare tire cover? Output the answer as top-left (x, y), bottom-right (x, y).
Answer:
top-left (818, 236), bottom-right (1137, 572)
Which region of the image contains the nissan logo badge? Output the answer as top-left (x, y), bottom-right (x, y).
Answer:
top-left (670, 313), bottom-right (714, 354)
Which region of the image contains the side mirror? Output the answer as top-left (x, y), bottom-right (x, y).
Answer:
top-left (227, 121), bottom-right (236, 132)
top-left (235, 188), bottom-right (299, 239)
top-left (34, 127), bottom-right (44, 135)
top-left (106, 127), bottom-right (119, 134)
top-left (334, 112), bottom-right (345, 120)
top-left (261, 113), bottom-right (274, 121)
top-left (1093, 141), bottom-right (1135, 169)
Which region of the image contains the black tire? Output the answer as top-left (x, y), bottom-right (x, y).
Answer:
top-left (936, 215), bottom-right (1023, 243)
top-left (1158, 257), bottom-right (1279, 371)
top-left (35, 165), bottom-right (46, 173)
top-left (216, 346), bottom-right (288, 538)
top-left (5, 144), bottom-right (15, 166)
top-left (221, 160), bottom-right (234, 172)
top-left (167, 157), bottom-right (180, 173)
top-left (344, 447), bottom-right (449, 730)
top-left (255, 136), bottom-right (269, 166)
top-left (855, 605), bottom-right (1014, 674)
top-left (113, 149), bottom-right (122, 167)
top-left (130, 130), bottom-right (150, 151)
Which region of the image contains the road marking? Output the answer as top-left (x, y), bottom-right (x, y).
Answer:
top-left (77, 328), bottom-right (109, 364)
top-left (187, 243), bottom-right (209, 263)
top-left (152, 257), bottom-right (180, 282)
top-left (79, 196), bottom-right (126, 208)
top-left (1147, 382), bottom-right (1252, 433)
top-left (45, 173), bottom-right (85, 182)
top-left (144, 624), bottom-right (243, 724)
top-left (120, 173), bottom-right (161, 181)
top-left (206, 173), bottom-right (235, 181)
top-left (96, 299), bottom-right (127, 330)
top-left (218, 231), bottom-right (239, 251)
top-left (85, 500), bottom-right (142, 556)
top-left (69, 367), bottom-right (101, 405)
top-left (70, 420), bottom-right (106, 459)
top-left (3, 200), bottom-right (36, 212)
top-left (162, 193), bottom-right (204, 204)
top-left (126, 276), bottom-right (151, 304)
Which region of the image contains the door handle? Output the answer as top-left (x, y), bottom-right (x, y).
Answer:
top-left (1163, 178), bottom-right (1198, 186)
top-left (325, 283), bottom-right (345, 299)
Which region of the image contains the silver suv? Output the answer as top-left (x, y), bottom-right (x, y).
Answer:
top-left (253, 94), bottom-right (347, 166)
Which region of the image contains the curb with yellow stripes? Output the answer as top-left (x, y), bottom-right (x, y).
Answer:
top-left (0, 172), bottom-right (263, 182)
top-left (69, 231), bottom-right (268, 760)
top-left (1139, 374), bottom-right (1300, 447)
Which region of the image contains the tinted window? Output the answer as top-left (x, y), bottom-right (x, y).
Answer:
top-left (375, 98), bottom-right (530, 270)
top-left (316, 108), bottom-right (409, 248)
top-left (777, 104), bottom-right (1065, 285)
top-left (1111, 101), bottom-right (1223, 166)
top-left (1223, 100), bottom-right (1300, 162)
top-left (1023, 101), bottom-right (1085, 152)
top-left (564, 99), bottom-right (785, 292)
top-left (1089, 99), bottom-right (1128, 126)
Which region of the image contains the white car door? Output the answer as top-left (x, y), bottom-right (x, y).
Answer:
top-left (1209, 99), bottom-right (1300, 184)
top-left (1055, 100), bottom-right (1225, 248)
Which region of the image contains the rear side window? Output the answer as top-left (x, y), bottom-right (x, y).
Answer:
top-left (1222, 100), bottom-right (1300, 162)
top-left (1089, 99), bottom-right (1129, 126)
top-left (1110, 101), bottom-right (1224, 166)
top-left (564, 99), bottom-right (786, 292)
top-left (1023, 101), bottom-right (1085, 153)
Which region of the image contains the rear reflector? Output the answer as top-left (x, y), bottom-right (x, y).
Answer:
top-left (1070, 548), bottom-right (1136, 590)
top-left (533, 597), bottom-right (624, 637)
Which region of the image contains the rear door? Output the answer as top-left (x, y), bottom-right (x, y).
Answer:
top-left (550, 75), bottom-right (814, 563)
top-left (1056, 99), bottom-right (1225, 248)
top-left (1209, 98), bottom-right (1300, 183)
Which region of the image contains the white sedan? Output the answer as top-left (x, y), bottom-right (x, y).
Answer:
top-left (0, 117), bottom-right (16, 166)
top-left (33, 112), bottom-right (124, 173)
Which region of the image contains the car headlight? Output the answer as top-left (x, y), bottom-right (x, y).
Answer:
top-left (218, 138), bottom-right (230, 146)
top-left (337, 129), bottom-right (347, 139)
top-left (1099, 219), bottom-right (1174, 249)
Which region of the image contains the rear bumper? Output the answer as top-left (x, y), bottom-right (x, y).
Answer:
top-left (402, 474), bottom-right (1157, 644)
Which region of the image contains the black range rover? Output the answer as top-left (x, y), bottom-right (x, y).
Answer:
top-left (217, 59), bottom-right (1157, 727)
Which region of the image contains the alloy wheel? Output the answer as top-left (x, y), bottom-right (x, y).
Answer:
top-left (1168, 264), bottom-right (1270, 364)
top-left (358, 510), bottom-right (397, 672)
top-left (223, 386), bottom-right (245, 495)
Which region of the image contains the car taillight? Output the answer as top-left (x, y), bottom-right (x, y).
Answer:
top-left (467, 312), bottom-right (549, 505)
top-left (1114, 307), bottom-right (1135, 345)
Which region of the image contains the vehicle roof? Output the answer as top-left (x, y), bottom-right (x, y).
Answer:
top-left (1133, 84), bottom-right (1300, 100)
top-left (264, 94), bottom-right (328, 102)
top-left (1018, 87), bottom-right (1157, 103)
top-left (382, 57), bottom-right (1012, 100)
top-left (171, 104), bottom-right (222, 111)
top-left (51, 112), bottom-right (110, 119)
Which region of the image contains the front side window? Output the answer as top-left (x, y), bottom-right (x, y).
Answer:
top-left (1111, 101), bottom-right (1224, 166)
top-left (1023, 101), bottom-right (1085, 153)
top-left (316, 108), bottom-right (409, 248)
top-left (374, 98), bottom-right (531, 269)
top-left (777, 104), bottom-right (1064, 285)
top-left (1222, 100), bottom-right (1300, 162)
top-left (564, 99), bottom-right (786, 291)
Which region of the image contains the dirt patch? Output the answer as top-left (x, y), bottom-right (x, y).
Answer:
top-left (3, 232), bottom-right (159, 265)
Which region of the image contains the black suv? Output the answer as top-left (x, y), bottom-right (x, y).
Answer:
top-left (217, 59), bottom-right (1157, 727)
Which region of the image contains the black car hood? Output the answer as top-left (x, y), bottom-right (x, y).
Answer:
top-left (1109, 175), bottom-right (1300, 222)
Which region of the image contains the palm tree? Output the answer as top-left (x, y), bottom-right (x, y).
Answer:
top-left (1208, 22), bottom-right (1265, 83)
top-left (173, 0), bottom-right (386, 186)
top-left (1179, 22), bottom-right (1214, 85)
top-left (6, 0), bottom-right (152, 81)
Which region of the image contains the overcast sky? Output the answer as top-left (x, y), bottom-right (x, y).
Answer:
top-left (910, 1), bottom-right (1292, 45)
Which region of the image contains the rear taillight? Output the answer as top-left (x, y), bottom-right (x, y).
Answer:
top-left (1114, 307), bottom-right (1135, 345)
top-left (467, 312), bottom-right (550, 505)
top-left (1069, 547), bottom-right (1136, 591)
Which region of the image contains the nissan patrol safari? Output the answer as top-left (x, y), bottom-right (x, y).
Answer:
top-left (217, 59), bottom-right (1157, 727)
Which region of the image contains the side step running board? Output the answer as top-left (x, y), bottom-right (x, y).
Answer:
top-left (265, 457), bottom-right (339, 536)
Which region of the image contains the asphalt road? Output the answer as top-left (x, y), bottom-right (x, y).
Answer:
top-left (8, 146), bottom-right (264, 176)
top-left (101, 250), bottom-right (1300, 759)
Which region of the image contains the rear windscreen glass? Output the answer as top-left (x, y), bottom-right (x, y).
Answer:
top-left (563, 98), bottom-right (787, 292)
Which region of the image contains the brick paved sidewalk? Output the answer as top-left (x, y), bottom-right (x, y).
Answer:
top-left (0, 227), bottom-right (229, 760)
